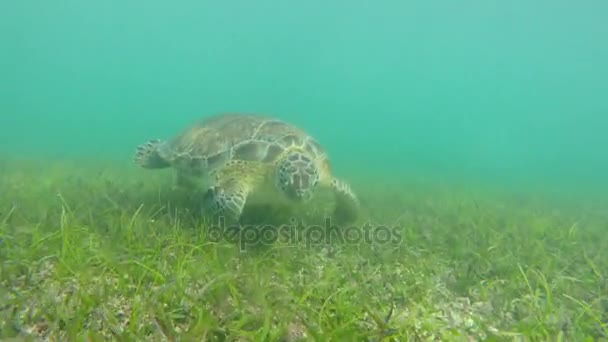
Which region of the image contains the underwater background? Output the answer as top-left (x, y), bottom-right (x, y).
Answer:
top-left (2, 1), bottom-right (608, 340)
top-left (2, 0), bottom-right (607, 197)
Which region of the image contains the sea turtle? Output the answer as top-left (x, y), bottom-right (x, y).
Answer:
top-left (132, 113), bottom-right (359, 223)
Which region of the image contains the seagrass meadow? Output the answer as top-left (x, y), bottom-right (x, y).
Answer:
top-left (0, 157), bottom-right (607, 341)
top-left (2, 0), bottom-right (608, 341)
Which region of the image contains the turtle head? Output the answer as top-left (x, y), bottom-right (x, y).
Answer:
top-left (275, 150), bottom-right (320, 201)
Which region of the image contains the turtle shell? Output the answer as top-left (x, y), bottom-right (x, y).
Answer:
top-left (159, 113), bottom-right (326, 172)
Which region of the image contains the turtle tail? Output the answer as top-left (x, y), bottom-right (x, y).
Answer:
top-left (133, 139), bottom-right (170, 169)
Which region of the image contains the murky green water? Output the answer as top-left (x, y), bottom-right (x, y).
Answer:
top-left (2, 2), bottom-right (608, 339)
top-left (1, 0), bottom-right (607, 195)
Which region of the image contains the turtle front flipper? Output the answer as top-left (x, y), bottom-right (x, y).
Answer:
top-left (203, 181), bottom-right (249, 222)
top-left (328, 177), bottom-right (360, 225)
top-left (202, 161), bottom-right (264, 223)
top-left (133, 139), bottom-right (171, 169)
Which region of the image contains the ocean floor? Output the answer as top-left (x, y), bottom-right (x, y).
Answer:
top-left (0, 159), bottom-right (606, 341)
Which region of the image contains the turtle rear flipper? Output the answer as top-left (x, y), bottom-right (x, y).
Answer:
top-left (133, 139), bottom-right (171, 169)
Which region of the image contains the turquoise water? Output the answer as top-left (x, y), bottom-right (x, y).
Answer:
top-left (2, 3), bottom-right (608, 339)
top-left (1, 0), bottom-right (607, 194)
